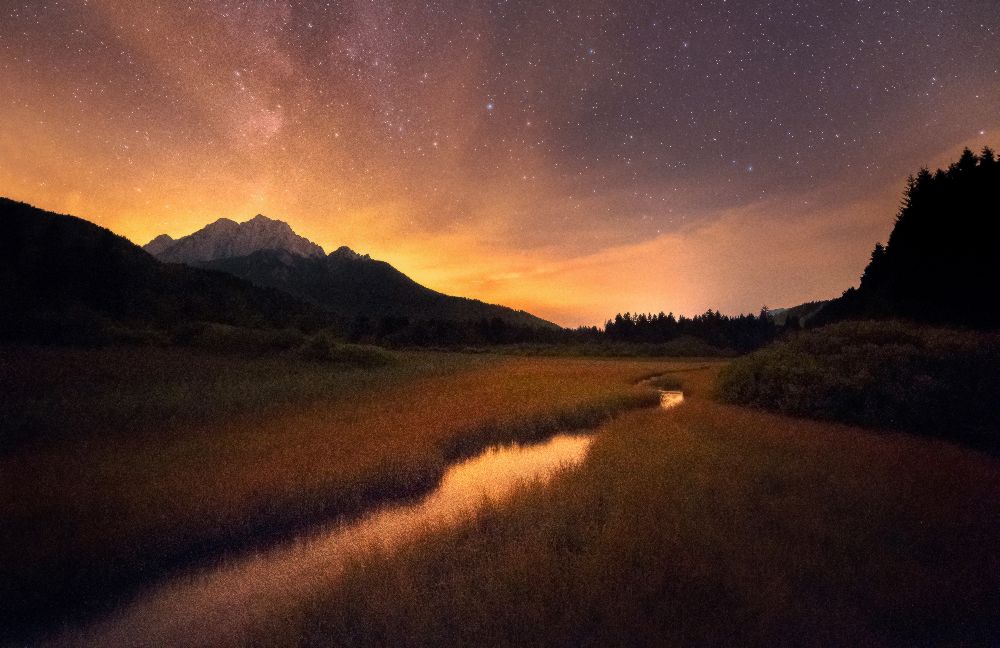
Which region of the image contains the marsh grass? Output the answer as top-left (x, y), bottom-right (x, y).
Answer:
top-left (0, 345), bottom-right (411, 451)
top-left (172, 322), bottom-right (310, 354)
top-left (295, 366), bottom-right (1000, 647)
top-left (0, 348), bottom-right (673, 639)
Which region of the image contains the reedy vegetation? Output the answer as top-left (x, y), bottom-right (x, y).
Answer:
top-left (0, 349), bottom-right (666, 639)
top-left (289, 367), bottom-right (1000, 647)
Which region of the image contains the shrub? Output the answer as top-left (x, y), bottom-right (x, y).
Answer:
top-left (300, 334), bottom-right (396, 367)
top-left (716, 320), bottom-right (1000, 448)
top-left (172, 322), bottom-right (307, 355)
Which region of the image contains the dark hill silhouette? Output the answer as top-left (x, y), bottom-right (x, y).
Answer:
top-left (144, 216), bottom-right (556, 328)
top-left (768, 300), bottom-right (830, 329)
top-left (0, 198), bottom-right (322, 343)
top-left (816, 147), bottom-right (1000, 328)
top-left (197, 248), bottom-right (556, 328)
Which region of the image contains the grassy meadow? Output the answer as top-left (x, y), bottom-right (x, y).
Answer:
top-left (289, 365), bottom-right (1000, 647)
top-left (0, 346), bottom-right (674, 638)
top-left (5, 327), bottom-right (999, 646)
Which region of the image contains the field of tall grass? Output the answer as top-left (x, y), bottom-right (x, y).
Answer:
top-left (288, 366), bottom-right (1000, 646)
top-left (0, 346), bottom-right (673, 639)
top-left (716, 320), bottom-right (1000, 449)
top-left (7, 339), bottom-right (998, 645)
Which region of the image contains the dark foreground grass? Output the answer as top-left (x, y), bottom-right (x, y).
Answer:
top-left (0, 347), bottom-right (671, 640)
top-left (292, 367), bottom-right (1000, 647)
top-left (0, 344), bottom-right (406, 452)
top-left (716, 320), bottom-right (1000, 449)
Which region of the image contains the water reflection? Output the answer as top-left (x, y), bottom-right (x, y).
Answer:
top-left (659, 391), bottom-right (684, 409)
top-left (53, 434), bottom-right (594, 647)
top-left (637, 375), bottom-right (685, 410)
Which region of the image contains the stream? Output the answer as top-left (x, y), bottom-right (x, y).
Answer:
top-left (49, 381), bottom-right (684, 647)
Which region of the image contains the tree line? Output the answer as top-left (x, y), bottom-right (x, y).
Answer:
top-left (603, 309), bottom-right (776, 351)
top-left (341, 307), bottom-right (777, 353)
top-left (816, 146), bottom-right (1000, 328)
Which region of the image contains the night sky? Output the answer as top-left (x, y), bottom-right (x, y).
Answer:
top-left (2, 1), bottom-right (997, 325)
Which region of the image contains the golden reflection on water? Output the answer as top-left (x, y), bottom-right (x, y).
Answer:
top-left (53, 434), bottom-right (594, 647)
top-left (659, 391), bottom-right (684, 410)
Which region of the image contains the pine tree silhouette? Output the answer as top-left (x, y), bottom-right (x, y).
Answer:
top-left (817, 147), bottom-right (1000, 328)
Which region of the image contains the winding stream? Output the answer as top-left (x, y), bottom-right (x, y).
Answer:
top-left (639, 374), bottom-right (685, 410)
top-left (658, 390), bottom-right (684, 409)
top-left (50, 380), bottom-right (684, 647)
top-left (51, 435), bottom-right (594, 646)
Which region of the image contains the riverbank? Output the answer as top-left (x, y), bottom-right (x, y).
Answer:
top-left (291, 366), bottom-right (1000, 646)
top-left (50, 433), bottom-right (599, 646)
top-left (1, 347), bottom-right (682, 641)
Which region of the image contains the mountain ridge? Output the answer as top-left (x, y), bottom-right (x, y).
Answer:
top-left (145, 214), bottom-right (556, 328)
top-left (199, 249), bottom-right (555, 328)
top-left (768, 300), bottom-right (831, 328)
top-left (0, 198), bottom-right (323, 343)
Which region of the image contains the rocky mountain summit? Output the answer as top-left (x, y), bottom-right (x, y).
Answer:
top-left (329, 245), bottom-right (370, 261)
top-left (146, 214), bottom-right (326, 264)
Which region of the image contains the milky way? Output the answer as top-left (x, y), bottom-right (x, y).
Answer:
top-left (1, 1), bottom-right (997, 325)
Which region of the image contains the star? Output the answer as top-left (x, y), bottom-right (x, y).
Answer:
top-left (0, 0), bottom-right (996, 324)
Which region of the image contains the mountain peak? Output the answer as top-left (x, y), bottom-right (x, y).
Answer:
top-left (245, 214), bottom-right (294, 234)
top-left (249, 214), bottom-right (277, 223)
top-left (143, 233), bottom-right (176, 256)
top-left (145, 214), bottom-right (326, 264)
top-left (329, 245), bottom-right (371, 261)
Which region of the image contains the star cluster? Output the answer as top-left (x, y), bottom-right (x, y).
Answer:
top-left (1, 0), bottom-right (997, 325)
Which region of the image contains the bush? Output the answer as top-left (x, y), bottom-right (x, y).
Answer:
top-left (716, 320), bottom-right (1000, 449)
top-left (172, 322), bottom-right (306, 354)
top-left (300, 334), bottom-right (396, 367)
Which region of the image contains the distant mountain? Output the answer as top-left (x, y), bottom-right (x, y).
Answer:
top-left (147, 214), bottom-right (325, 264)
top-left (768, 300), bottom-right (830, 328)
top-left (147, 217), bottom-right (556, 328)
top-left (0, 198), bottom-right (321, 343)
top-left (199, 249), bottom-right (555, 328)
top-left (143, 233), bottom-right (176, 256)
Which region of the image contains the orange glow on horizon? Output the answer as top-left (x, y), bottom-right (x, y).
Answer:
top-left (2, 1), bottom-right (997, 326)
